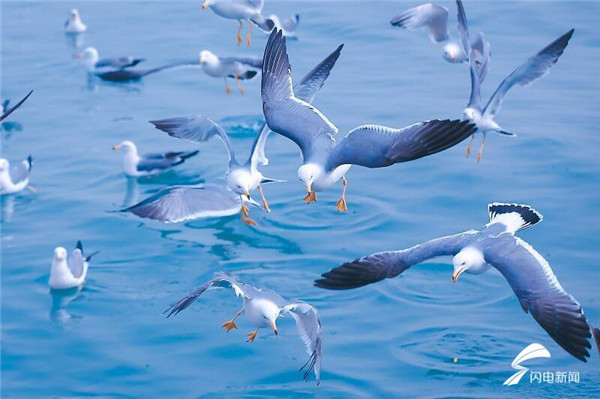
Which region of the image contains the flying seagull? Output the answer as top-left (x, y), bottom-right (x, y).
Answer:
top-left (390, 2), bottom-right (489, 65)
top-left (198, 50), bottom-right (263, 94)
top-left (461, 27), bottom-right (574, 161)
top-left (316, 203), bottom-right (599, 363)
top-left (0, 90), bottom-right (33, 123)
top-left (0, 156), bottom-right (33, 195)
top-left (49, 241), bottom-right (98, 290)
top-left (74, 47), bottom-right (145, 71)
top-left (132, 43), bottom-right (343, 225)
top-left (112, 140), bottom-right (198, 178)
top-left (261, 29), bottom-right (476, 211)
top-left (165, 272), bottom-right (322, 385)
top-left (64, 9), bottom-right (87, 34)
top-left (201, 0), bottom-right (274, 46)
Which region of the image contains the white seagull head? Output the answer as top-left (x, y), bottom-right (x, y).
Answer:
top-left (452, 247), bottom-right (486, 283)
top-left (54, 247), bottom-right (68, 262)
top-left (74, 47), bottom-right (99, 70)
top-left (201, 1), bottom-right (214, 10)
top-left (0, 158), bottom-right (9, 172)
top-left (258, 298), bottom-right (280, 336)
top-left (442, 42), bottom-right (462, 63)
top-left (198, 50), bottom-right (217, 66)
top-left (227, 168), bottom-right (253, 198)
top-left (298, 163), bottom-right (321, 193)
top-left (112, 140), bottom-right (136, 154)
top-left (70, 9), bottom-right (81, 21)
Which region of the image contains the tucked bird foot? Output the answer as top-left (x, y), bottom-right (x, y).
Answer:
top-left (78, 283), bottom-right (83, 291)
top-left (26, 185), bottom-right (37, 193)
top-left (335, 197), bottom-right (347, 212)
top-left (476, 151), bottom-right (483, 163)
top-left (303, 192), bottom-right (317, 204)
top-left (465, 134), bottom-right (474, 158)
top-left (236, 33), bottom-right (242, 46)
top-left (262, 199), bottom-right (270, 213)
top-left (246, 330), bottom-right (258, 343)
top-left (221, 320), bottom-right (238, 332)
top-left (238, 85), bottom-right (245, 94)
top-left (225, 86), bottom-right (232, 95)
top-left (241, 216), bottom-right (258, 226)
top-left (476, 138), bottom-right (486, 163)
top-left (246, 36), bottom-right (251, 47)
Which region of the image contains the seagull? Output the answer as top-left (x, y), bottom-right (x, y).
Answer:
top-left (165, 272), bottom-right (322, 385)
top-left (64, 9), bottom-right (87, 34)
top-left (261, 29), bottom-right (476, 211)
top-left (0, 90), bottom-right (33, 123)
top-left (74, 47), bottom-right (145, 72)
top-left (112, 140), bottom-right (199, 178)
top-left (316, 203), bottom-right (600, 363)
top-left (201, 0), bottom-right (275, 46)
top-left (268, 13), bottom-right (300, 38)
top-left (0, 156), bottom-right (33, 195)
top-left (390, 2), bottom-right (489, 64)
top-left (461, 28), bottom-right (574, 161)
top-left (49, 241), bottom-right (98, 290)
top-left (129, 43), bottom-right (343, 225)
top-left (198, 50), bottom-right (262, 94)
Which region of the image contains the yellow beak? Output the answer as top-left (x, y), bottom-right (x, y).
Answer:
top-left (73, 53), bottom-right (84, 59)
top-left (270, 322), bottom-right (278, 336)
top-left (452, 267), bottom-right (466, 284)
top-left (201, 1), bottom-right (211, 9)
top-left (112, 145), bottom-right (121, 151)
top-left (243, 191), bottom-right (250, 200)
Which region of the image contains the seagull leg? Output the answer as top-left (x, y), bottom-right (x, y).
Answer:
top-left (246, 22), bottom-right (253, 47)
top-left (257, 185), bottom-right (270, 212)
top-left (221, 308), bottom-right (243, 332)
top-left (465, 134), bottom-right (475, 158)
top-left (476, 136), bottom-right (486, 163)
top-left (303, 191), bottom-right (317, 204)
top-left (26, 185), bottom-right (37, 193)
top-left (224, 78), bottom-right (232, 94)
top-left (240, 198), bottom-right (258, 226)
top-left (335, 177), bottom-right (348, 212)
top-left (234, 74), bottom-right (245, 94)
top-left (236, 20), bottom-right (243, 46)
top-left (246, 328), bottom-right (259, 343)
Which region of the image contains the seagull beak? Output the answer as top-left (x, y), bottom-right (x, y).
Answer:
top-left (73, 52), bottom-right (84, 59)
top-left (270, 322), bottom-right (278, 336)
top-left (112, 145), bottom-right (121, 151)
top-left (201, 1), bottom-right (211, 9)
top-left (243, 191), bottom-right (251, 200)
top-left (452, 267), bottom-right (466, 284)
top-left (450, 55), bottom-right (455, 62)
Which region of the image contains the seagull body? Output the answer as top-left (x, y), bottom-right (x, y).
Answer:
top-left (202, 0), bottom-right (274, 46)
top-left (112, 140), bottom-right (199, 177)
top-left (461, 27), bottom-right (574, 161)
top-left (268, 14), bottom-right (300, 38)
top-left (198, 50), bottom-right (262, 93)
top-left (49, 241), bottom-right (98, 290)
top-left (74, 47), bottom-right (145, 72)
top-left (125, 43), bottom-right (344, 225)
top-left (165, 272), bottom-right (322, 385)
top-left (261, 30), bottom-right (476, 211)
top-left (317, 203), bottom-right (599, 363)
top-left (65, 9), bottom-right (87, 33)
top-left (0, 156), bottom-right (33, 195)
top-left (0, 90), bottom-right (33, 123)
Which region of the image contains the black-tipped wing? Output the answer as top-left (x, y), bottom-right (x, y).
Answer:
top-left (121, 184), bottom-right (242, 223)
top-left (316, 231), bottom-right (477, 290)
top-left (282, 302), bottom-right (322, 385)
top-left (482, 233), bottom-right (593, 362)
top-left (261, 29), bottom-right (338, 161)
top-left (391, 3), bottom-right (449, 43)
top-left (0, 90), bottom-right (33, 123)
top-left (483, 29), bottom-right (574, 118)
top-left (165, 272), bottom-right (248, 318)
top-left (150, 116), bottom-right (236, 162)
top-left (294, 44), bottom-right (343, 104)
top-left (325, 120), bottom-right (475, 171)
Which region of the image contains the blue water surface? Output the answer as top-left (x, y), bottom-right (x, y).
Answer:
top-left (2, 1), bottom-right (600, 398)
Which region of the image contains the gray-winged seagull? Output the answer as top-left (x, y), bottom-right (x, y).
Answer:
top-left (0, 156), bottom-right (33, 195)
top-left (74, 47), bottom-right (145, 72)
top-left (261, 29), bottom-right (476, 211)
top-left (198, 50), bottom-right (263, 94)
top-left (112, 140), bottom-right (199, 177)
top-left (49, 241), bottom-right (99, 290)
top-left (64, 9), bottom-right (87, 34)
top-left (165, 272), bottom-right (323, 385)
top-left (317, 202), bottom-right (600, 362)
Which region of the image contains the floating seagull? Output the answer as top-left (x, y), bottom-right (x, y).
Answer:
top-left (49, 241), bottom-right (98, 290)
top-left (74, 47), bottom-right (145, 72)
top-left (390, 2), bottom-right (489, 65)
top-left (0, 156), bottom-right (33, 195)
top-left (64, 9), bottom-right (87, 34)
top-left (317, 203), bottom-right (600, 362)
top-left (198, 50), bottom-right (262, 94)
top-left (201, 0), bottom-right (274, 46)
top-left (261, 30), bottom-right (476, 211)
top-left (0, 90), bottom-right (33, 123)
top-left (165, 272), bottom-right (322, 385)
top-left (462, 28), bottom-right (574, 161)
top-left (112, 140), bottom-right (199, 178)
top-left (125, 43), bottom-right (343, 225)
top-left (268, 13), bottom-right (300, 38)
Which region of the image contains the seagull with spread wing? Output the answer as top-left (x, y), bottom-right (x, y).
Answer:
top-left (49, 241), bottom-right (99, 290)
top-left (317, 203), bottom-right (600, 363)
top-left (261, 29), bottom-right (476, 211)
top-left (165, 272), bottom-right (323, 385)
top-left (460, 24), bottom-right (574, 161)
top-left (74, 47), bottom-right (145, 72)
top-left (119, 43), bottom-right (343, 226)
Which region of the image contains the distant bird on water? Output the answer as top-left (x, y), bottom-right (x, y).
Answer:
top-left (112, 140), bottom-right (199, 177)
top-left (0, 156), bottom-right (33, 195)
top-left (317, 203), bottom-right (600, 363)
top-left (165, 272), bottom-right (323, 385)
top-left (49, 241), bottom-right (98, 290)
top-left (64, 9), bottom-right (87, 34)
